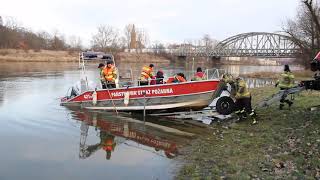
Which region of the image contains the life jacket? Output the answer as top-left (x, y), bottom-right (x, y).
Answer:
top-left (192, 72), bottom-right (206, 81)
top-left (176, 75), bottom-right (187, 82)
top-left (140, 66), bottom-right (153, 81)
top-left (166, 75), bottom-right (186, 83)
top-left (166, 77), bottom-right (175, 84)
top-left (278, 71), bottom-right (295, 89)
top-left (103, 66), bottom-right (117, 82)
top-left (235, 79), bottom-right (250, 99)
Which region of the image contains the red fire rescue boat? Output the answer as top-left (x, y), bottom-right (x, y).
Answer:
top-left (61, 79), bottom-right (221, 112)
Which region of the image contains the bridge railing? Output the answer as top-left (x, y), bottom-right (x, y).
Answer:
top-left (172, 32), bottom-right (302, 58)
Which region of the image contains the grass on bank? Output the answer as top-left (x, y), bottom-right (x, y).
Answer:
top-left (177, 86), bottom-right (320, 179)
top-left (243, 70), bottom-right (315, 80)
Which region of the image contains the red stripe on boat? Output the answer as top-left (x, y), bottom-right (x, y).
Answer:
top-left (69, 80), bottom-right (219, 102)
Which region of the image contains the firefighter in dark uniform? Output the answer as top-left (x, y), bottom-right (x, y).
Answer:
top-left (98, 63), bottom-right (107, 89)
top-left (234, 77), bottom-right (257, 124)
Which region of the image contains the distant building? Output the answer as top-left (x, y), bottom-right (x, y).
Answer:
top-left (130, 25), bottom-right (137, 49)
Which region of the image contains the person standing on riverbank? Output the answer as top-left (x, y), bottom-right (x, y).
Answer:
top-left (275, 64), bottom-right (295, 110)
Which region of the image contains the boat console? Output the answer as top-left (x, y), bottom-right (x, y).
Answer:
top-left (301, 53), bottom-right (320, 90)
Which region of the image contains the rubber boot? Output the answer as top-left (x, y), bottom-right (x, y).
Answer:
top-left (286, 100), bottom-right (293, 108)
top-left (250, 110), bottom-right (258, 125)
top-left (279, 103), bottom-right (284, 110)
top-left (235, 112), bottom-right (246, 122)
top-left (249, 109), bottom-right (256, 117)
top-left (252, 118), bottom-right (258, 125)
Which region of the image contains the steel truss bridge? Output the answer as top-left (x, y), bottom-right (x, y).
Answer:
top-left (174, 32), bottom-right (301, 58)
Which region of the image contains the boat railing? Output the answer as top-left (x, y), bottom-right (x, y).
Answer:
top-left (71, 67), bottom-right (226, 92)
top-left (111, 68), bottom-right (225, 88)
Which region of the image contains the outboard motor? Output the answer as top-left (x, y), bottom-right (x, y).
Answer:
top-left (65, 80), bottom-right (97, 100)
top-left (310, 51), bottom-right (320, 72)
top-left (310, 59), bottom-right (320, 72)
top-left (70, 82), bottom-right (81, 97)
top-left (302, 51), bottom-right (320, 90)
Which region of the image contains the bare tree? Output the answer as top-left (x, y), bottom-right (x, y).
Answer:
top-left (284, 0), bottom-right (320, 67)
top-left (135, 28), bottom-right (149, 52)
top-left (37, 31), bottom-right (51, 49)
top-left (303, 0), bottom-right (320, 33)
top-left (132, 28), bottom-right (149, 61)
top-left (0, 17), bottom-right (20, 48)
top-left (91, 25), bottom-right (120, 53)
top-left (50, 30), bottom-right (66, 50)
top-left (118, 36), bottom-right (127, 50)
top-left (151, 41), bottom-right (166, 55)
top-left (0, 16), bottom-right (71, 51)
top-left (4, 16), bottom-right (20, 30)
top-left (68, 35), bottom-right (83, 51)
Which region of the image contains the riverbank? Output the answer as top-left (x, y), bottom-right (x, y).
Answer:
top-left (177, 86), bottom-right (320, 179)
top-left (0, 49), bottom-right (171, 63)
top-left (0, 49), bottom-right (78, 62)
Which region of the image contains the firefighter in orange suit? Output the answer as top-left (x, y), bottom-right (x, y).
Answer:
top-left (166, 73), bottom-right (187, 83)
top-left (139, 64), bottom-right (155, 86)
top-left (102, 61), bottom-right (117, 89)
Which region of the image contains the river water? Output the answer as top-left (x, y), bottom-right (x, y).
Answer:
top-left (0, 61), bottom-right (301, 180)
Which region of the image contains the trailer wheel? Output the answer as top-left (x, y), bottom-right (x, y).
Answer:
top-left (216, 96), bottom-right (235, 115)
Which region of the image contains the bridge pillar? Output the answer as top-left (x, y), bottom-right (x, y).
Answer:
top-left (211, 56), bottom-right (221, 61)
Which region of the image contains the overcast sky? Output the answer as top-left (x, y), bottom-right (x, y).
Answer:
top-left (0, 0), bottom-right (300, 46)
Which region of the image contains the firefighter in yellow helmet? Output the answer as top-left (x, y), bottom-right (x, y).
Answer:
top-left (275, 64), bottom-right (295, 110)
top-left (139, 64), bottom-right (155, 86)
top-left (234, 76), bottom-right (257, 124)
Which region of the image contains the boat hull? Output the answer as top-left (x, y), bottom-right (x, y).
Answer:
top-left (61, 80), bottom-right (220, 112)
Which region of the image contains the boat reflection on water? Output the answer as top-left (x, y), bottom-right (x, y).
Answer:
top-left (71, 110), bottom-right (195, 160)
